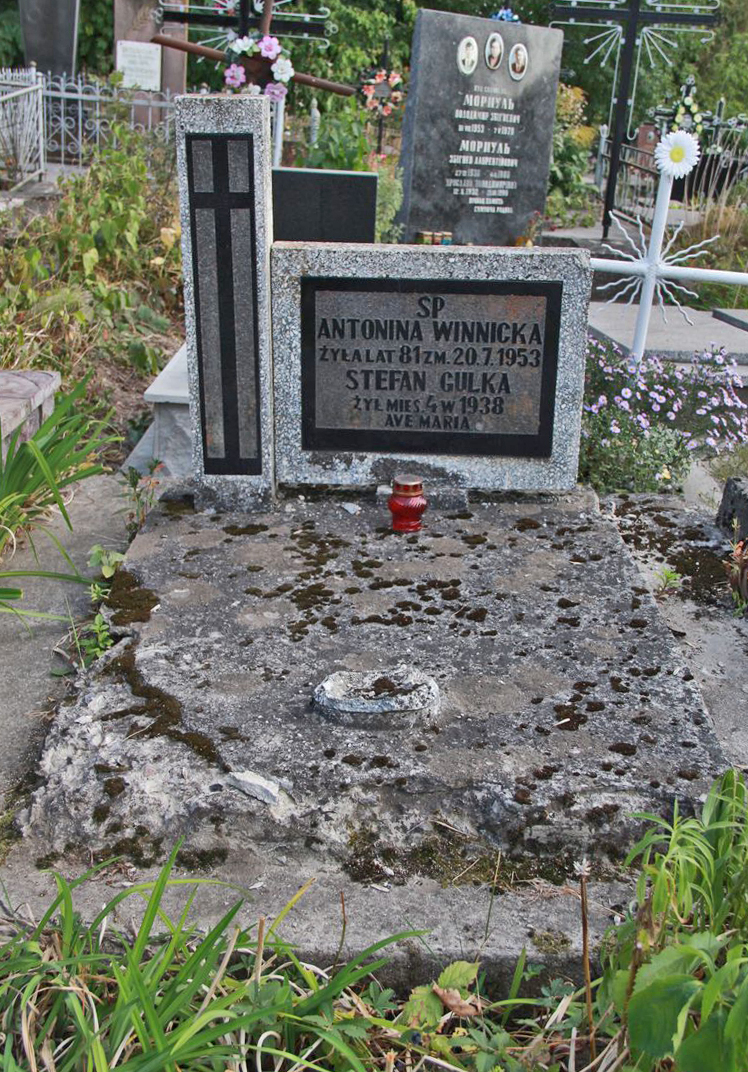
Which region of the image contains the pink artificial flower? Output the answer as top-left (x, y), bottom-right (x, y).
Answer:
top-left (259, 35), bottom-right (282, 60)
top-left (264, 81), bottom-right (288, 102)
top-left (224, 63), bottom-right (246, 89)
top-left (365, 97), bottom-right (378, 110)
top-left (374, 70), bottom-right (386, 83)
top-left (362, 84), bottom-right (376, 98)
top-left (382, 103), bottom-right (392, 117)
top-left (388, 71), bottom-right (402, 86)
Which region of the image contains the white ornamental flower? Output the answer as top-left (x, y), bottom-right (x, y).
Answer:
top-left (271, 56), bottom-right (295, 83)
top-left (654, 130), bottom-right (700, 178)
top-left (232, 35), bottom-right (255, 55)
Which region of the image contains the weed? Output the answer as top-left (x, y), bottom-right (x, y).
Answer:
top-left (120, 462), bottom-right (162, 540)
top-left (654, 564), bottom-right (683, 596)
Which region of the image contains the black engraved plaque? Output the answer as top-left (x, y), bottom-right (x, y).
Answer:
top-left (301, 278), bottom-right (562, 457)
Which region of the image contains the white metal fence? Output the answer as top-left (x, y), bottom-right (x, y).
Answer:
top-left (0, 67), bottom-right (45, 191)
top-left (42, 73), bottom-right (176, 166)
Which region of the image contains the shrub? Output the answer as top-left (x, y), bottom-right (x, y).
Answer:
top-left (0, 122), bottom-right (181, 380)
top-left (579, 337), bottom-right (748, 492)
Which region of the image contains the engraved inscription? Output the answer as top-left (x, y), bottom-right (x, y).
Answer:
top-left (315, 290), bottom-right (545, 430)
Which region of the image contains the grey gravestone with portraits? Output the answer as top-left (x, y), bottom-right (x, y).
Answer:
top-left (399, 9), bottom-right (563, 245)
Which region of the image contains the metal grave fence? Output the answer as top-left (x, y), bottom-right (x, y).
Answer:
top-left (0, 67), bottom-right (45, 191)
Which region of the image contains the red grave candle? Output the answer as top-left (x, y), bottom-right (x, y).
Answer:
top-left (388, 475), bottom-right (428, 533)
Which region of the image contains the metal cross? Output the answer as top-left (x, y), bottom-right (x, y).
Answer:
top-left (551, 1), bottom-right (719, 237)
top-left (158, 1), bottom-right (329, 45)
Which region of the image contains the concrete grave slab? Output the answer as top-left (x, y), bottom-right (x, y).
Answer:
top-left (272, 243), bottom-right (591, 491)
top-left (21, 492), bottom-right (724, 878)
top-left (176, 95), bottom-right (275, 504)
top-left (589, 301), bottom-right (748, 365)
top-left (0, 370), bottom-right (60, 461)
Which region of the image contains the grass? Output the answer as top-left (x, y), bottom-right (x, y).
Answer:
top-left (3, 772), bottom-right (748, 1071)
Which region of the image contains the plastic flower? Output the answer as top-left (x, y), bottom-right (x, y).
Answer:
top-left (654, 130), bottom-right (700, 178)
top-left (232, 35), bottom-right (256, 55)
top-left (264, 81), bottom-right (288, 102)
top-left (224, 63), bottom-right (246, 89)
top-left (374, 69), bottom-right (387, 83)
top-left (259, 35), bottom-right (282, 60)
top-left (271, 56), bottom-right (295, 83)
top-left (382, 104), bottom-right (393, 117)
top-left (362, 84), bottom-right (375, 98)
top-left (388, 71), bottom-right (402, 86)
top-left (243, 83), bottom-right (262, 96)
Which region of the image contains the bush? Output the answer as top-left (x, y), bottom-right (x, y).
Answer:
top-left (0, 123), bottom-right (181, 379)
top-left (578, 337), bottom-right (748, 492)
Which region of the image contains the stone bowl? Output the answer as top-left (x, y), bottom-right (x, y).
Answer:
top-left (313, 664), bottom-right (440, 729)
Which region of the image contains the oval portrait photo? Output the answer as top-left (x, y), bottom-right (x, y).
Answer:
top-left (485, 33), bottom-right (504, 71)
top-left (456, 35), bottom-right (478, 76)
top-left (508, 42), bottom-right (528, 81)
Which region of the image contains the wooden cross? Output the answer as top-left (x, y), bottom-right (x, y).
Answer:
top-left (152, 0), bottom-right (356, 97)
top-left (551, 0), bottom-right (719, 237)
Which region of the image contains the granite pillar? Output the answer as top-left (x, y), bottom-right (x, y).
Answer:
top-left (176, 94), bottom-right (275, 504)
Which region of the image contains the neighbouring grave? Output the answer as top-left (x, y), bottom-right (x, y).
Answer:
top-left (272, 243), bottom-right (591, 490)
top-left (18, 0), bottom-right (80, 77)
top-left (0, 370), bottom-right (60, 462)
top-left (115, 40), bottom-right (162, 92)
top-left (114, 0), bottom-right (187, 96)
top-left (176, 94), bottom-right (275, 502)
top-left (398, 9), bottom-right (563, 245)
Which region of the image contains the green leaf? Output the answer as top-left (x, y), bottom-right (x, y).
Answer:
top-left (628, 974), bottom-right (702, 1058)
top-left (724, 972), bottom-right (748, 1049)
top-left (401, 984), bottom-right (443, 1028)
top-left (437, 960), bottom-right (480, 994)
top-left (82, 247), bottom-right (99, 276)
top-left (676, 1008), bottom-right (736, 1072)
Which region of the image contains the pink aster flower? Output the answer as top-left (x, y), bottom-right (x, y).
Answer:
top-left (259, 35), bottom-right (282, 60)
top-left (264, 81), bottom-right (288, 102)
top-left (224, 63), bottom-right (246, 89)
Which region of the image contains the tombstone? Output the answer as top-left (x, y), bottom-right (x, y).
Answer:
top-left (114, 0), bottom-right (187, 96)
top-left (272, 168), bottom-right (378, 243)
top-left (272, 243), bottom-right (591, 490)
top-left (176, 94), bottom-right (275, 501)
top-left (18, 0), bottom-right (81, 77)
top-left (399, 10), bottom-right (563, 246)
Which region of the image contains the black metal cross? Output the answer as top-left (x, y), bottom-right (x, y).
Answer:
top-left (161, 0), bottom-right (327, 43)
top-left (551, 1), bottom-right (719, 237)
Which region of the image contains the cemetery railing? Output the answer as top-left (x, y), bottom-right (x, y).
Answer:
top-left (39, 74), bottom-right (286, 169)
top-left (0, 66), bottom-right (45, 191)
top-left (597, 132), bottom-right (658, 221)
top-left (41, 73), bottom-right (177, 166)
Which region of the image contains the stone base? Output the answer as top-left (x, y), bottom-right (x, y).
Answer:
top-left (127, 343), bottom-right (192, 479)
top-left (0, 370), bottom-right (60, 461)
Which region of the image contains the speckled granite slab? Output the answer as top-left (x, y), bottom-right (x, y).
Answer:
top-left (175, 94), bottom-right (275, 504)
top-left (272, 243), bottom-right (591, 490)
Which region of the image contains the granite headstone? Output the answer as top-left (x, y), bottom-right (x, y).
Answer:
top-left (399, 9), bottom-right (563, 246)
top-left (19, 0), bottom-right (80, 77)
top-left (272, 243), bottom-right (591, 490)
top-left (176, 95), bottom-right (275, 502)
top-left (272, 168), bottom-right (378, 243)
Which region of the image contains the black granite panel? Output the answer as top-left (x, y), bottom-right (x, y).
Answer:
top-left (399, 10), bottom-right (563, 246)
top-left (272, 168), bottom-right (377, 243)
top-left (186, 134), bottom-right (262, 476)
top-left (19, 0), bottom-right (80, 76)
top-left (301, 277), bottom-right (561, 457)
